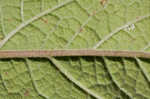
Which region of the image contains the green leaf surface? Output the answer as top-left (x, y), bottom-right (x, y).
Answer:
top-left (0, 0), bottom-right (150, 99)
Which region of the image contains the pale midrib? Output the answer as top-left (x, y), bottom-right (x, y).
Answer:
top-left (0, 50), bottom-right (150, 58)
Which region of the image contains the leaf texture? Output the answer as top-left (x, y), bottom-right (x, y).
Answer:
top-left (0, 0), bottom-right (150, 99)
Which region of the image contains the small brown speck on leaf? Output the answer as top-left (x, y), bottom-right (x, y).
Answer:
top-left (5, 72), bottom-right (8, 75)
top-left (24, 90), bottom-right (29, 96)
top-left (7, 18), bottom-right (12, 22)
top-left (79, 28), bottom-right (83, 32)
top-left (89, 11), bottom-right (96, 16)
top-left (41, 18), bottom-right (48, 24)
top-left (136, 16), bottom-right (140, 19)
top-left (100, 0), bottom-right (107, 6)
top-left (92, 11), bottom-right (97, 16)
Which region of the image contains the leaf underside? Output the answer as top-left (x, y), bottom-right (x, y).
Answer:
top-left (0, 0), bottom-right (150, 99)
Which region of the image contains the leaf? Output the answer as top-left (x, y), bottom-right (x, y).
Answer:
top-left (0, 0), bottom-right (150, 99)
